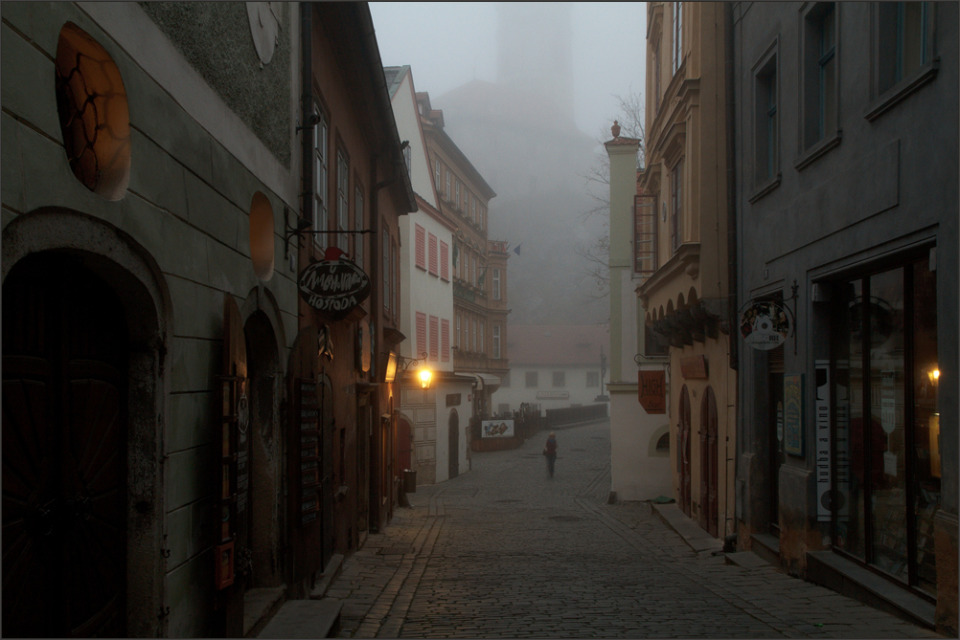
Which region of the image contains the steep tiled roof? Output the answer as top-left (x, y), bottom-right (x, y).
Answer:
top-left (507, 324), bottom-right (609, 367)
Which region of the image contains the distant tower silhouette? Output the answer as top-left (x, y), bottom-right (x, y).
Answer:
top-left (496, 2), bottom-right (575, 127)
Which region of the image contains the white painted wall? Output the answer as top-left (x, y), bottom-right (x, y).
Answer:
top-left (606, 136), bottom-right (671, 502)
top-left (494, 364), bottom-right (607, 415)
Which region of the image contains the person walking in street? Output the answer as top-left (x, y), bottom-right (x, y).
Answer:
top-left (543, 432), bottom-right (558, 477)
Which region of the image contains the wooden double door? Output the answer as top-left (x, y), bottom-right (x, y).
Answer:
top-left (3, 253), bottom-right (128, 637)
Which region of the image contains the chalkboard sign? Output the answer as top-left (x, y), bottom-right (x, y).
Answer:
top-left (298, 380), bottom-right (321, 525)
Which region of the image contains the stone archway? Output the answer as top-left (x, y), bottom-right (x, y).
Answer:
top-left (2, 210), bottom-right (168, 638)
top-left (243, 310), bottom-right (282, 588)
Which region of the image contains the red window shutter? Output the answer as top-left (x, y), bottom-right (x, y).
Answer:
top-left (439, 241), bottom-right (449, 281)
top-left (416, 312), bottom-right (427, 357)
top-left (428, 233), bottom-right (438, 275)
top-left (429, 315), bottom-right (439, 361)
top-left (441, 319), bottom-right (450, 362)
top-left (415, 224), bottom-right (426, 270)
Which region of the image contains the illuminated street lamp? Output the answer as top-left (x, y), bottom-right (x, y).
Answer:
top-left (384, 351), bottom-right (432, 389)
top-left (418, 368), bottom-right (433, 390)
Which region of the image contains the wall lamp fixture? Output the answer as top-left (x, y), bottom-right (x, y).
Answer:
top-left (384, 352), bottom-right (432, 389)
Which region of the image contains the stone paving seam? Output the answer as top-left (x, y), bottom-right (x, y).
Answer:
top-left (378, 514), bottom-right (445, 638)
top-left (576, 496), bottom-right (802, 637)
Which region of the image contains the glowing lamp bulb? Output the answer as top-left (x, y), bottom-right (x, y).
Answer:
top-left (418, 368), bottom-right (433, 390)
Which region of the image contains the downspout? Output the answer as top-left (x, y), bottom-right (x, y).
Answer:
top-left (725, 2), bottom-right (738, 373)
top-left (724, 2), bottom-right (741, 544)
top-left (300, 3), bottom-right (314, 231)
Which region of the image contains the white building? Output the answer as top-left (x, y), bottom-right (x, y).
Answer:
top-left (497, 325), bottom-right (609, 416)
top-left (606, 129), bottom-right (672, 502)
top-left (386, 66), bottom-right (474, 484)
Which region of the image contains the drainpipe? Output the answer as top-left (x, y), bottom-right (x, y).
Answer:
top-left (300, 3), bottom-right (314, 231)
top-left (724, 1), bottom-right (741, 544)
top-left (725, 2), bottom-right (738, 373)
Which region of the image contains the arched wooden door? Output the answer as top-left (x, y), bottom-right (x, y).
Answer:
top-left (397, 417), bottom-right (412, 471)
top-left (3, 253), bottom-right (128, 637)
top-left (700, 387), bottom-right (719, 538)
top-left (448, 410), bottom-right (460, 480)
top-left (243, 310), bottom-right (280, 588)
top-left (679, 386), bottom-right (692, 517)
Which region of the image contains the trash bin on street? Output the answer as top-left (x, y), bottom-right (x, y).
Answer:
top-left (403, 469), bottom-right (416, 493)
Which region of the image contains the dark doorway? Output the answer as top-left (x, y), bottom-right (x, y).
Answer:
top-left (767, 345), bottom-right (785, 535)
top-left (397, 417), bottom-right (412, 472)
top-left (448, 410), bottom-right (460, 480)
top-left (3, 253), bottom-right (128, 637)
top-left (243, 311), bottom-right (281, 588)
top-left (679, 386), bottom-right (692, 517)
top-left (700, 387), bottom-right (719, 538)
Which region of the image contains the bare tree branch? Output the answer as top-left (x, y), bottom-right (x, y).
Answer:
top-left (576, 91), bottom-right (645, 292)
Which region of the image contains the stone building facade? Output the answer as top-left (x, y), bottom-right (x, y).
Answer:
top-left (732, 2), bottom-right (957, 634)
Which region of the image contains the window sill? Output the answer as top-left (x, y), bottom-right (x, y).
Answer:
top-left (865, 59), bottom-right (940, 122)
top-left (748, 173), bottom-right (782, 204)
top-left (795, 131), bottom-right (842, 172)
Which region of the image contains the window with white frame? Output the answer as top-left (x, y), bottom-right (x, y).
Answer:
top-left (313, 104), bottom-right (328, 243)
top-left (415, 224), bottom-right (426, 270)
top-left (493, 324), bottom-right (501, 359)
top-left (416, 312), bottom-right (426, 357)
top-left (479, 319), bottom-right (485, 353)
top-left (492, 268), bottom-right (501, 300)
top-left (440, 241), bottom-right (449, 281)
top-left (552, 371), bottom-right (566, 388)
top-left (428, 232), bottom-right (438, 275)
top-left (337, 150), bottom-right (349, 252)
top-left (429, 315), bottom-right (439, 361)
top-left (441, 318), bottom-right (450, 361)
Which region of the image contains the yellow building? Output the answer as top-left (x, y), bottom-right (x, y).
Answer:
top-left (638, 2), bottom-right (737, 539)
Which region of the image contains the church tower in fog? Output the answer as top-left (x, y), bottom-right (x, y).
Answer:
top-left (496, 2), bottom-right (575, 127)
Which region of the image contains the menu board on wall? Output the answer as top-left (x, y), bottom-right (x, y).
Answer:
top-left (298, 380), bottom-right (321, 525)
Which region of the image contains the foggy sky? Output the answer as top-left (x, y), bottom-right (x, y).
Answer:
top-left (370, 2), bottom-right (648, 326)
top-left (370, 2), bottom-right (646, 139)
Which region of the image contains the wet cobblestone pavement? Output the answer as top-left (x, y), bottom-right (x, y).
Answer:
top-left (325, 421), bottom-right (943, 638)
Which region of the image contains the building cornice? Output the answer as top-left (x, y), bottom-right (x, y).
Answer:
top-left (637, 242), bottom-right (700, 306)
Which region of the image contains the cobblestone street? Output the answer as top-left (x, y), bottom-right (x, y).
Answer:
top-left (326, 421), bottom-right (942, 639)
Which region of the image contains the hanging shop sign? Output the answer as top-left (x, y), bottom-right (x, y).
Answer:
top-left (298, 252), bottom-right (371, 317)
top-left (482, 419), bottom-right (515, 438)
top-left (739, 300), bottom-right (792, 351)
top-left (638, 370), bottom-right (666, 414)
